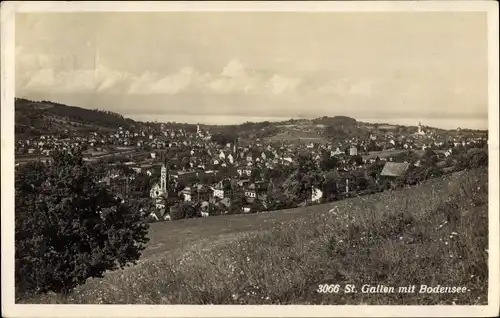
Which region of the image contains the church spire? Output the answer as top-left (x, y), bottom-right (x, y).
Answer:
top-left (160, 150), bottom-right (168, 193)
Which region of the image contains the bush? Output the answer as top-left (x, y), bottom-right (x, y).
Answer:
top-left (464, 148), bottom-right (488, 168)
top-left (15, 151), bottom-right (149, 299)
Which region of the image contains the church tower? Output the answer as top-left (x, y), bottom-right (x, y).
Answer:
top-left (160, 151), bottom-right (168, 194)
top-left (160, 164), bottom-right (167, 193)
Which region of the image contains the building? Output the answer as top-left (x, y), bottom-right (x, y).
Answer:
top-left (380, 162), bottom-right (410, 178)
top-left (311, 187), bottom-right (323, 203)
top-left (417, 122), bottom-right (425, 136)
top-left (212, 188), bottom-right (225, 199)
top-left (149, 163), bottom-right (169, 216)
top-left (150, 163), bottom-right (167, 198)
top-left (180, 186), bottom-right (192, 202)
top-left (331, 147), bottom-right (343, 156)
top-left (349, 146), bottom-right (358, 156)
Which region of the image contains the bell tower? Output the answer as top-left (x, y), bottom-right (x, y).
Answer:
top-left (161, 165), bottom-right (167, 193)
top-left (160, 151), bottom-right (168, 194)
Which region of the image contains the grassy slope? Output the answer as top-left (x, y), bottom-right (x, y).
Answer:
top-left (29, 168), bottom-right (488, 305)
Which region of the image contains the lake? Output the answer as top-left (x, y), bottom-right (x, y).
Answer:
top-left (126, 114), bottom-right (488, 130)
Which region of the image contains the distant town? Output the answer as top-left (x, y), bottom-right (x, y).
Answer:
top-left (14, 98), bottom-right (488, 223)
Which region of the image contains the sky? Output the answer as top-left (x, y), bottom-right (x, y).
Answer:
top-left (15, 12), bottom-right (489, 127)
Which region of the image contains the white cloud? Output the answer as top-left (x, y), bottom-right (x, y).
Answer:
top-left (18, 51), bottom-right (373, 99)
top-left (209, 59), bottom-right (260, 94)
top-left (266, 74), bottom-right (302, 95)
top-left (24, 68), bottom-right (100, 93)
top-left (127, 71), bottom-right (159, 94)
top-left (221, 59), bottom-right (247, 78)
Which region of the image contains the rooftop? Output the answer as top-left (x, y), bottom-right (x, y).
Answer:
top-left (380, 162), bottom-right (410, 178)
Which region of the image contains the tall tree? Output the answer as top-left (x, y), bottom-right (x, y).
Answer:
top-left (15, 151), bottom-right (149, 299)
top-left (284, 152), bottom-right (322, 204)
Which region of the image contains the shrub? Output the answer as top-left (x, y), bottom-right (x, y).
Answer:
top-left (15, 151), bottom-right (149, 299)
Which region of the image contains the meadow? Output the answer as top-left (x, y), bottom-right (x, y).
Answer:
top-left (27, 167), bottom-right (488, 305)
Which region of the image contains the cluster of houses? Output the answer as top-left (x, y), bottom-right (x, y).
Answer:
top-left (15, 120), bottom-right (487, 220)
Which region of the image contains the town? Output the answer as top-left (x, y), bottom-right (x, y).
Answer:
top-left (14, 99), bottom-right (488, 223)
top-left (9, 7), bottom-right (493, 309)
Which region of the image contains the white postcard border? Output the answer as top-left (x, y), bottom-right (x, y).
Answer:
top-left (1, 1), bottom-right (499, 317)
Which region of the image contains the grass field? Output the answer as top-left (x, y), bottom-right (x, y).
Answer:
top-left (26, 167), bottom-right (488, 305)
top-left (266, 130), bottom-right (328, 144)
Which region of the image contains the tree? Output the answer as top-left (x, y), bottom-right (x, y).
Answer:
top-left (250, 168), bottom-right (261, 182)
top-left (322, 172), bottom-right (340, 201)
top-left (423, 149), bottom-right (438, 165)
top-left (463, 148), bottom-right (488, 168)
top-left (393, 150), bottom-right (418, 164)
top-left (251, 199), bottom-right (265, 213)
top-left (169, 202), bottom-right (184, 220)
top-left (320, 152), bottom-right (339, 171)
top-left (230, 191), bottom-right (245, 214)
top-left (15, 151), bottom-right (149, 299)
top-left (284, 152), bottom-right (322, 204)
top-left (211, 133), bottom-right (233, 146)
top-left (350, 154), bottom-right (363, 166)
top-left (366, 161), bottom-right (385, 180)
top-left (179, 202), bottom-right (197, 219)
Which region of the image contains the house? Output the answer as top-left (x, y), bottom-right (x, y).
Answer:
top-left (311, 187), bottom-right (323, 203)
top-left (244, 189), bottom-right (257, 203)
top-left (213, 189), bottom-right (224, 199)
top-left (331, 147), bottom-right (343, 156)
top-left (237, 179), bottom-right (250, 187)
top-left (380, 162), bottom-right (410, 178)
top-left (149, 208), bottom-right (171, 222)
top-left (244, 168), bottom-right (252, 177)
top-left (214, 197), bottom-right (231, 212)
top-left (180, 187), bottom-right (192, 202)
top-left (349, 146), bottom-right (358, 156)
top-left (41, 149), bottom-right (51, 156)
top-left (131, 167), bottom-right (142, 174)
top-left (200, 201), bottom-right (210, 216)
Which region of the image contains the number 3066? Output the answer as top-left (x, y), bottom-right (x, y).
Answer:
top-left (317, 284), bottom-right (341, 293)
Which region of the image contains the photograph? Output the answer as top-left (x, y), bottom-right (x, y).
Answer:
top-left (1, 1), bottom-right (499, 317)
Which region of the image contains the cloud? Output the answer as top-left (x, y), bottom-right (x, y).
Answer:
top-left (208, 59), bottom-right (262, 94)
top-left (17, 50), bottom-right (369, 99)
top-left (24, 69), bottom-right (99, 93)
top-left (266, 74), bottom-right (302, 95)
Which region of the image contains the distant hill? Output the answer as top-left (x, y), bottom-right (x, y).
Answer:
top-left (15, 98), bottom-right (137, 137)
top-left (213, 115), bottom-right (369, 144)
